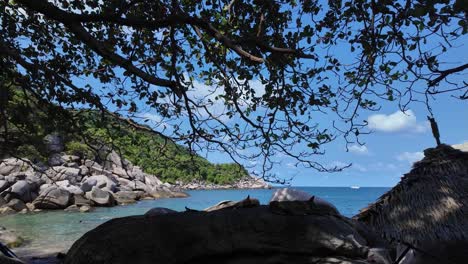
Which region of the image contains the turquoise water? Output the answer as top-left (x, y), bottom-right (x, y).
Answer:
top-left (0, 187), bottom-right (388, 255)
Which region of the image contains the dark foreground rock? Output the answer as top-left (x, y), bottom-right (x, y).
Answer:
top-left (65, 206), bottom-right (387, 264)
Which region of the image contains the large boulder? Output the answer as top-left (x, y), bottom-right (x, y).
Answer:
top-left (6, 199), bottom-right (27, 212)
top-left (132, 180), bottom-right (149, 192)
top-left (8, 180), bottom-right (34, 202)
top-left (130, 166), bottom-right (146, 182)
top-left (80, 177), bottom-right (97, 192)
top-left (112, 166), bottom-right (131, 179)
top-left (56, 181), bottom-right (84, 195)
top-left (46, 166), bottom-right (81, 184)
top-left (0, 158), bottom-right (31, 176)
top-left (106, 151), bottom-right (122, 168)
top-left (145, 174), bottom-right (163, 188)
top-left (72, 194), bottom-right (91, 207)
top-left (85, 186), bottom-right (115, 206)
top-left (83, 175), bottom-right (117, 193)
top-left (65, 206), bottom-right (383, 264)
top-left (33, 186), bottom-right (71, 209)
top-left (0, 180), bottom-right (10, 192)
top-left (113, 191), bottom-right (143, 204)
top-left (116, 178), bottom-right (134, 191)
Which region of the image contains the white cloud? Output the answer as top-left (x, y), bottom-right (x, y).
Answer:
top-left (348, 144), bottom-right (369, 155)
top-left (139, 112), bottom-right (163, 123)
top-left (352, 163), bottom-right (368, 172)
top-left (352, 162), bottom-right (399, 173)
top-left (396, 151), bottom-right (424, 164)
top-left (188, 79), bottom-right (265, 121)
top-left (367, 110), bottom-right (428, 133)
top-left (327, 161), bottom-right (350, 169)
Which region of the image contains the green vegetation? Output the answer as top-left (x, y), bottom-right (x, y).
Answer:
top-left (2, 86), bottom-right (248, 184)
top-left (71, 111), bottom-right (249, 184)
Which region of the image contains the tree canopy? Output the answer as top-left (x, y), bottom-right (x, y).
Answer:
top-left (1, 0), bottom-right (467, 180)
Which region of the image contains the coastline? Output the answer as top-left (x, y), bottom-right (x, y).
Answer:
top-left (1, 187), bottom-right (389, 264)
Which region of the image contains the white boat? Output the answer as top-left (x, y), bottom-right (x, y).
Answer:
top-left (350, 186), bottom-right (360, 189)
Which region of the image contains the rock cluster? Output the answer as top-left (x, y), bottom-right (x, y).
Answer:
top-left (0, 151), bottom-right (187, 215)
top-left (177, 176), bottom-right (271, 190)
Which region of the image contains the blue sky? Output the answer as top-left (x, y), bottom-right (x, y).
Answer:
top-left (203, 92), bottom-right (467, 187)
top-left (110, 33), bottom-right (467, 188)
top-left (15, 2), bottom-right (464, 187)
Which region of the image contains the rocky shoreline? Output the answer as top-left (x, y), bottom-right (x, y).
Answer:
top-left (0, 151), bottom-right (189, 217)
top-left (0, 154), bottom-right (269, 217)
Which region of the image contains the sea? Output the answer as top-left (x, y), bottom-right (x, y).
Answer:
top-left (0, 187), bottom-right (389, 257)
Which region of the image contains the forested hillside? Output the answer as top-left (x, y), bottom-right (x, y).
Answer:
top-left (2, 87), bottom-right (248, 184)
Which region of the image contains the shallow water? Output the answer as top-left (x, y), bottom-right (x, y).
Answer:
top-left (0, 187), bottom-right (389, 256)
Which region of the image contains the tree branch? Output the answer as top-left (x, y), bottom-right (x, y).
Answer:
top-left (428, 63), bottom-right (468, 87)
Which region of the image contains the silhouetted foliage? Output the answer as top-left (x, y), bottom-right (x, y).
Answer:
top-left (1, 0), bottom-right (466, 180)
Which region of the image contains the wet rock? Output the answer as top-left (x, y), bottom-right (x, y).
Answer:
top-left (79, 205), bottom-right (93, 213)
top-left (113, 191), bottom-right (141, 204)
top-left (26, 203), bottom-right (35, 211)
top-left (85, 186), bottom-right (115, 206)
top-left (6, 199), bottom-right (27, 212)
top-left (0, 226), bottom-right (25, 248)
top-left (72, 194), bottom-right (91, 206)
top-left (0, 196), bottom-right (6, 207)
top-left (150, 187), bottom-right (188, 199)
top-left (33, 186), bottom-right (71, 209)
top-left (64, 205), bottom-right (80, 212)
top-left (0, 207), bottom-right (16, 215)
